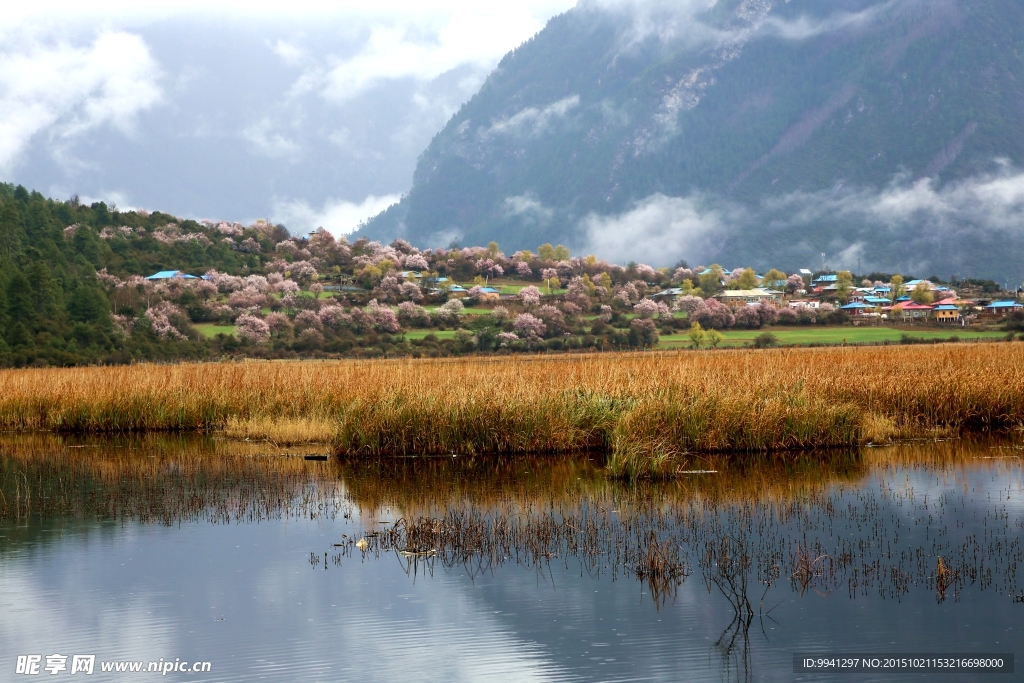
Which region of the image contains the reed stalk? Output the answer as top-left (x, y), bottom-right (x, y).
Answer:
top-left (1, 344), bottom-right (1022, 476)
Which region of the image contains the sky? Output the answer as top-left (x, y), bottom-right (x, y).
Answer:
top-left (0, 0), bottom-right (576, 235)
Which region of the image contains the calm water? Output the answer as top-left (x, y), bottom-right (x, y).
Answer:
top-left (0, 435), bottom-right (1021, 682)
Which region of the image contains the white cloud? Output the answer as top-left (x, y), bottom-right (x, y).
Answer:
top-left (579, 192), bottom-right (741, 266)
top-left (271, 39), bottom-right (307, 67)
top-left (242, 119), bottom-right (302, 160)
top-left (77, 190), bottom-right (137, 211)
top-left (301, 3), bottom-right (574, 102)
top-left (0, 30), bottom-right (162, 172)
top-left (575, 163), bottom-right (1024, 272)
top-left (487, 95), bottom-right (580, 136)
top-left (763, 163), bottom-right (1024, 237)
top-left (5, 0), bottom-right (573, 25)
top-left (760, 5), bottom-right (890, 41)
top-left (504, 194), bottom-right (553, 220)
top-left (272, 194), bottom-right (401, 236)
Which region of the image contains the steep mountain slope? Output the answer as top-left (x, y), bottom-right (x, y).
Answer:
top-left (358, 0), bottom-right (1024, 281)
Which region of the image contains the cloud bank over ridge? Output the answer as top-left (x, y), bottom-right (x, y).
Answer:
top-left (577, 162), bottom-right (1024, 277)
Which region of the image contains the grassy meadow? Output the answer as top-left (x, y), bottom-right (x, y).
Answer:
top-left (1, 344), bottom-right (1023, 477)
top-left (656, 326), bottom-right (1006, 348)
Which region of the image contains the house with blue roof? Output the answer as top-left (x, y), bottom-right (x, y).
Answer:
top-left (984, 301), bottom-right (1023, 316)
top-left (145, 270), bottom-right (197, 280)
top-left (812, 274), bottom-right (838, 286)
top-left (839, 302), bottom-right (871, 315)
top-left (932, 304), bottom-right (961, 322)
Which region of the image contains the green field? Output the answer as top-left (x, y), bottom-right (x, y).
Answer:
top-left (194, 324), bottom-right (236, 338)
top-left (657, 326), bottom-right (1006, 349)
top-left (402, 329), bottom-right (459, 340)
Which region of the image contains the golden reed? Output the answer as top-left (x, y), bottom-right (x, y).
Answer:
top-left (1, 344), bottom-right (1022, 476)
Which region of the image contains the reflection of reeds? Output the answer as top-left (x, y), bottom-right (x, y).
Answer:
top-left (1, 434), bottom-right (1020, 607)
top-left (2, 345), bottom-right (1024, 475)
top-left (0, 434), bottom-right (347, 523)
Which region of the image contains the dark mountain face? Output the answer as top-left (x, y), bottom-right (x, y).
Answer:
top-left (359, 0), bottom-right (1024, 281)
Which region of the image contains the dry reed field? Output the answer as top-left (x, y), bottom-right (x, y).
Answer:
top-left (1, 344), bottom-right (1023, 476)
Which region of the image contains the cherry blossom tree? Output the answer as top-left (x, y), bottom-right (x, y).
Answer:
top-left (294, 310), bottom-right (323, 331)
top-left (397, 302), bottom-right (431, 327)
top-left (264, 312), bottom-right (292, 335)
top-left (276, 279), bottom-right (300, 295)
top-left (433, 299), bottom-right (465, 323)
top-left (145, 302), bottom-right (188, 340)
top-left (632, 299), bottom-right (659, 319)
top-left (541, 268), bottom-right (558, 291)
top-left (776, 308), bottom-right (798, 325)
top-left (673, 267), bottom-right (696, 284)
top-left (243, 275), bottom-right (270, 292)
top-left (399, 281), bottom-right (423, 301)
top-left (634, 263), bottom-right (657, 281)
top-left (228, 286), bottom-right (267, 311)
top-left (497, 332), bottom-right (519, 346)
top-left (518, 285), bottom-right (542, 307)
top-left (693, 298), bottom-right (735, 329)
top-left (365, 299), bottom-right (401, 333)
top-left (318, 305), bottom-right (351, 331)
top-left (673, 295), bottom-right (704, 315)
top-left (404, 254), bottom-right (430, 271)
top-left (513, 313), bottom-right (546, 338)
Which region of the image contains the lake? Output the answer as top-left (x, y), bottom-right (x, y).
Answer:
top-left (1, 435), bottom-right (1021, 682)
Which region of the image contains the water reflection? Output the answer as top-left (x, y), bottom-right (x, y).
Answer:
top-left (0, 434), bottom-right (1022, 682)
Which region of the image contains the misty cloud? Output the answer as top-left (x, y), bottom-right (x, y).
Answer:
top-left (272, 194), bottom-right (401, 237)
top-left (578, 192), bottom-right (740, 266)
top-left (758, 1), bottom-right (897, 41)
top-left (487, 95), bottom-right (580, 137)
top-left (504, 194), bottom-right (554, 222)
top-left (309, 4), bottom-right (573, 102)
top-left (763, 163), bottom-right (1024, 236)
top-left (576, 163), bottom-right (1024, 276)
top-left (242, 119), bottom-right (303, 161)
top-left (0, 30), bottom-right (162, 172)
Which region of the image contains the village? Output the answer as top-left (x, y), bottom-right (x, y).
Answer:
top-left (653, 269), bottom-right (1022, 324)
top-left (112, 226), bottom-right (1022, 357)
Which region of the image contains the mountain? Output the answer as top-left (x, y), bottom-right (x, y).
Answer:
top-left (357, 0), bottom-right (1024, 282)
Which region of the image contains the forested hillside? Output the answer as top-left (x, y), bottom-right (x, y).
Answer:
top-left (0, 184), bottom-right (275, 366)
top-left (358, 0), bottom-right (1024, 281)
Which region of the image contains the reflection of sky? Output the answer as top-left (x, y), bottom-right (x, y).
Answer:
top-left (0, 462), bottom-right (1021, 683)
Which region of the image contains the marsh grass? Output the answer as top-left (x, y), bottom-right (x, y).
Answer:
top-left (2, 344), bottom-right (1023, 476)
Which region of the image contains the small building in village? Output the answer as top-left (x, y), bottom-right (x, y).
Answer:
top-left (932, 304), bottom-right (961, 321)
top-left (715, 288), bottom-right (783, 310)
top-left (984, 301), bottom-right (1024, 316)
top-left (145, 270), bottom-right (198, 280)
top-left (839, 302), bottom-right (872, 316)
